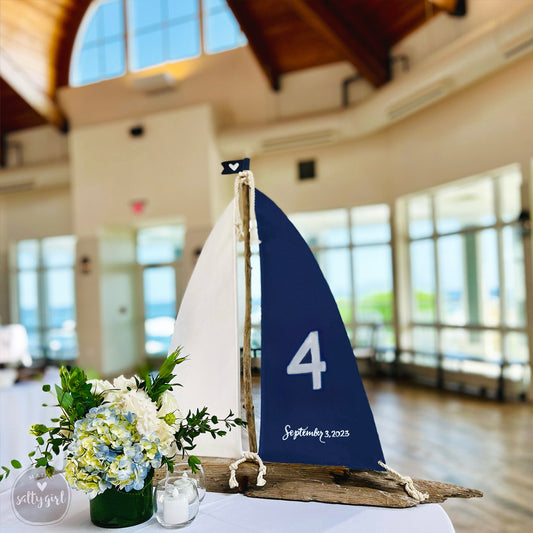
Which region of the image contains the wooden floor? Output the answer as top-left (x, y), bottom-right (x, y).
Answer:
top-left (250, 376), bottom-right (533, 533)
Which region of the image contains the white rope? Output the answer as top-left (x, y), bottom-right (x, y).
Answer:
top-left (234, 170), bottom-right (260, 245)
top-left (228, 452), bottom-right (267, 489)
top-left (378, 461), bottom-right (429, 502)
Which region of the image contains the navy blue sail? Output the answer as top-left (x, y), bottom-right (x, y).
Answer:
top-left (256, 190), bottom-right (385, 470)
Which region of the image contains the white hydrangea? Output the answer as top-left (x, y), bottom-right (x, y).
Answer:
top-left (88, 379), bottom-right (113, 396)
top-left (87, 376), bottom-right (182, 458)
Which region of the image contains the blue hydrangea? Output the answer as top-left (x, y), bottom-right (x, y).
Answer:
top-left (65, 405), bottom-right (162, 497)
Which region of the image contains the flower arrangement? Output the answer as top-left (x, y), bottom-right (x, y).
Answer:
top-left (0, 348), bottom-right (245, 499)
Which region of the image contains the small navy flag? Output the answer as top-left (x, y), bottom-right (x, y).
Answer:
top-left (221, 158), bottom-right (250, 174)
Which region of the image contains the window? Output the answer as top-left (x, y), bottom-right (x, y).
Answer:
top-left (404, 165), bottom-right (528, 381)
top-left (71, 0), bottom-right (126, 86)
top-left (137, 225), bottom-right (185, 356)
top-left (71, 0), bottom-right (247, 86)
top-left (14, 237), bottom-right (78, 361)
top-left (203, 0), bottom-right (247, 54)
top-left (129, 0), bottom-right (200, 70)
top-left (290, 205), bottom-right (395, 354)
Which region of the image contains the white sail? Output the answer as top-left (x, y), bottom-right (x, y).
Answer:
top-left (169, 200), bottom-right (242, 458)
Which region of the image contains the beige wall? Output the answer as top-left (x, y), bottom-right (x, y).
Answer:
top-left (393, 0), bottom-right (533, 73)
top-left (59, 47), bottom-right (359, 130)
top-left (247, 52), bottom-right (533, 215)
top-left (69, 104), bottom-right (216, 237)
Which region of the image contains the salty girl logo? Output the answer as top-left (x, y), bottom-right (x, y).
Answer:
top-left (11, 467), bottom-right (70, 525)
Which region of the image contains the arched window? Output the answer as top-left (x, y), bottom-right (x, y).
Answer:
top-left (70, 0), bottom-right (246, 86)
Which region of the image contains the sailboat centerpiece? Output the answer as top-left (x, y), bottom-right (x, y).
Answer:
top-left (157, 159), bottom-right (481, 508)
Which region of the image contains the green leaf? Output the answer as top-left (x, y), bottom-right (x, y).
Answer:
top-left (59, 391), bottom-right (74, 410)
top-left (11, 460), bottom-right (21, 469)
top-left (2, 466), bottom-right (9, 474)
top-left (42, 384), bottom-right (51, 392)
top-left (36, 437), bottom-right (44, 446)
top-left (188, 455), bottom-right (201, 473)
top-left (36, 458), bottom-right (48, 467)
top-left (30, 424), bottom-right (49, 436)
top-left (55, 383), bottom-right (64, 398)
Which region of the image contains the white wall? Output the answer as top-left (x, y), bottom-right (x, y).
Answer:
top-left (68, 104), bottom-right (217, 237)
top-left (59, 47), bottom-right (359, 131)
top-left (393, 0), bottom-right (533, 73)
top-left (246, 52), bottom-right (533, 215)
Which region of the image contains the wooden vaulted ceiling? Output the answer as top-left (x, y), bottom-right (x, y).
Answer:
top-left (0, 0), bottom-right (93, 135)
top-left (0, 0), bottom-right (463, 138)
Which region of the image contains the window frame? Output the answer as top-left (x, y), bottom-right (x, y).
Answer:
top-left (11, 236), bottom-right (78, 363)
top-left (402, 165), bottom-right (529, 382)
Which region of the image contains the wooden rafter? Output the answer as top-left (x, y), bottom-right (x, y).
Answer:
top-left (0, 52), bottom-right (65, 130)
top-left (227, 0), bottom-right (281, 90)
top-left (286, 0), bottom-right (390, 87)
top-left (55, 0), bottom-right (93, 88)
top-left (0, 0), bottom-right (75, 131)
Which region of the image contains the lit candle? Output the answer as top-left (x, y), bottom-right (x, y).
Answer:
top-left (163, 487), bottom-right (189, 525)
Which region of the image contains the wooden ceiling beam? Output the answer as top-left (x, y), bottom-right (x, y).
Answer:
top-left (286, 0), bottom-right (390, 87)
top-left (55, 0), bottom-right (93, 87)
top-left (227, 0), bottom-right (281, 91)
top-left (0, 51), bottom-right (65, 130)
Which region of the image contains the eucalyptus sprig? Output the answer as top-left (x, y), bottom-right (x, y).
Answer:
top-left (172, 408), bottom-right (246, 473)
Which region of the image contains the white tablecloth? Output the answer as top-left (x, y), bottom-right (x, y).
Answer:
top-left (0, 489), bottom-right (454, 533)
top-left (0, 369), bottom-right (61, 494)
top-left (0, 374), bottom-right (454, 532)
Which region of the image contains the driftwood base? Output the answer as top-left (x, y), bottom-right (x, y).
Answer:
top-left (156, 457), bottom-right (482, 509)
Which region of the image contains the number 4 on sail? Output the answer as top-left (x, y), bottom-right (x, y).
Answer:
top-left (286, 331), bottom-right (326, 391)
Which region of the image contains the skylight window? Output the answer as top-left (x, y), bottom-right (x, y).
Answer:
top-left (70, 0), bottom-right (247, 86)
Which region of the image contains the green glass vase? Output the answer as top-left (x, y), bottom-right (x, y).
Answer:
top-left (89, 470), bottom-right (154, 528)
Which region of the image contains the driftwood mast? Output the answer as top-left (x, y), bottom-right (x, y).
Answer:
top-left (240, 177), bottom-right (258, 453)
